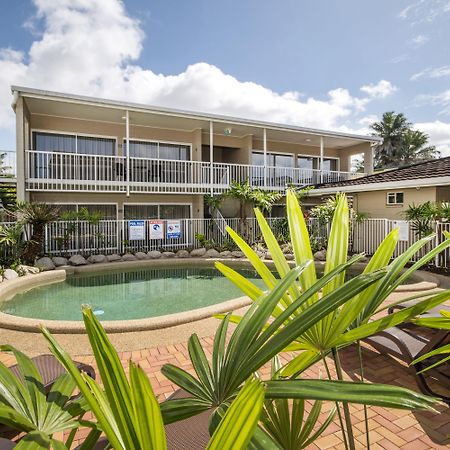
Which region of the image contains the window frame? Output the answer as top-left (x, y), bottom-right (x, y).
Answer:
top-left (124, 138), bottom-right (192, 161)
top-left (123, 202), bottom-right (193, 220)
top-left (386, 192), bottom-right (404, 206)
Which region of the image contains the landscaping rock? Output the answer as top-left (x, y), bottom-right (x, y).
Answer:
top-left (219, 250), bottom-right (232, 258)
top-left (281, 243), bottom-right (292, 254)
top-left (69, 255), bottom-right (88, 266)
top-left (122, 253), bottom-right (137, 261)
top-left (52, 256), bottom-right (68, 267)
top-left (285, 253), bottom-right (295, 261)
top-left (255, 251), bottom-right (265, 259)
top-left (35, 257), bottom-right (55, 271)
top-left (265, 252), bottom-right (273, 260)
top-left (162, 251), bottom-right (175, 258)
top-left (314, 250), bottom-right (327, 261)
top-left (17, 265), bottom-right (40, 275)
top-left (231, 250), bottom-right (244, 258)
top-left (106, 254), bottom-right (122, 262)
top-left (87, 254), bottom-right (107, 264)
top-left (3, 269), bottom-right (18, 280)
top-left (190, 247), bottom-right (207, 257)
top-left (176, 249), bottom-right (190, 258)
top-left (203, 249), bottom-right (220, 258)
top-left (135, 252), bottom-right (148, 260)
top-left (147, 250), bottom-right (162, 259)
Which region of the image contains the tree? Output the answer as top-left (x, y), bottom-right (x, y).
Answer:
top-left (371, 112), bottom-right (439, 170)
top-left (9, 202), bottom-right (60, 263)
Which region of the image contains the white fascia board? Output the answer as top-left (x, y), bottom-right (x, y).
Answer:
top-left (10, 85), bottom-right (381, 144)
top-left (310, 176), bottom-right (450, 196)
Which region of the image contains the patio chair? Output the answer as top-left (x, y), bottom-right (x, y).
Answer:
top-left (0, 355), bottom-right (96, 439)
top-left (364, 327), bottom-right (450, 404)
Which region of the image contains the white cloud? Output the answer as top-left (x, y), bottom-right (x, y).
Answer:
top-left (399, 0), bottom-right (450, 23)
top-left (410, 34), bottom-right (429, 46)
top-left (415, 121), bottom-right (450, 156)
top-left (415, 90), bottom-right (450, 115)
top-left (360, 80), bottom-right (398, 99)
top-left (411, 65), bottom-right (450, 81)
top-left (0, 0), bottom-right (398, 137)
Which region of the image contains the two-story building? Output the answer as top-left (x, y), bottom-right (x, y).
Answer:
top-left (12, 86), bottom-right (378, 221)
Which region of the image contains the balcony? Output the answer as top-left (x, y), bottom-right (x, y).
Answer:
top-left (25, 150), bottom-right (363, 193)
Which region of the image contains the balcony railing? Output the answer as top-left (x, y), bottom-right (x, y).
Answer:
top-left (25, 150), bottom-right (363, 193)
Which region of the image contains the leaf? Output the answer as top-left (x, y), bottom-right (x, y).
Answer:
top-left (266, 379), bottom-right (438, 410)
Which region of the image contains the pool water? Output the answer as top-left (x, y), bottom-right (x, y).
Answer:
top-left (1, 266), bottom-right (267, 321)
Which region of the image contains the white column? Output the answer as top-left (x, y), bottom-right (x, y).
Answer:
top-left (209, 121), bottom-right (214, 195)
top-left (319, 136), bottom-right (324, 183)
top-left (15, 96), bottom-right (26, 201)
top-left (125, 110), bottom-right (130, 197)
top-left (263, 128), bottom-right (267, 189)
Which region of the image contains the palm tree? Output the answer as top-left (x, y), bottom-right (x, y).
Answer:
top-left (226, 180), bottom-right (256, 238)
top-left (398, 129), bottom-right (439, 165)
top-left (10, 202), bottom-right (60, 263)
top-left (371, 112), bottom-right (411, 169)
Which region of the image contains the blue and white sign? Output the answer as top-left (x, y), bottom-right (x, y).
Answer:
top-left (128, 220), bottom-right (145, 240)
top-left (167, 220), bottom-right (182, 239)
top-left (149, 220), bottom-right (164, 239)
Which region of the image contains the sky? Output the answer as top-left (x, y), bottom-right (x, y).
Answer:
top-left (0, 0), bottom-right (449, 155)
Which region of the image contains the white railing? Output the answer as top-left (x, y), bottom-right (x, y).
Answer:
top-left (25, 150), bottom-right (364, 193)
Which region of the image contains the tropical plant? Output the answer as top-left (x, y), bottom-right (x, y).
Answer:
top-left (0, 345), bottom-right (89, 448)
top-left (371, 112), bottom-right (439, 170)
top-left (0, 222), bottom-right (24, 264)
top-left (41, 307), bottom-right (265, 450)
top-left (7, 202), bottom-right (60, 263)
top-left (404, 202), bottom-right (438, 238)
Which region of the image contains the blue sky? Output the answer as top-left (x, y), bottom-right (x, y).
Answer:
top-left (0, 0), bottom-right (449, 153)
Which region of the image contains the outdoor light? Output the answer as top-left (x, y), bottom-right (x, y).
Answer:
top-left (305, 138), bottom-right (311, 142)
top-left (224, 128), bottom-right (232, 136)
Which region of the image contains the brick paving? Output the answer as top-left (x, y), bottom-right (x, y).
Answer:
top-left (11, 336), bottom-right (443, 449)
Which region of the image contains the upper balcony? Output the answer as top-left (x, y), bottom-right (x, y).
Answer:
top-left (25, 150), bottom-right (364, 194)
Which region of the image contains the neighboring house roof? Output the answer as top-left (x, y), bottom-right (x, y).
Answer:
top-left (312, 157), bottom-right (450, 195)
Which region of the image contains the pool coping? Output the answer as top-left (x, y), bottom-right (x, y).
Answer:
top-left (0, 258), bottom-right (440, 334)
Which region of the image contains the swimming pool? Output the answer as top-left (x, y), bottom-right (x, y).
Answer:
top-left (1, 266), bottom-right (266, 321)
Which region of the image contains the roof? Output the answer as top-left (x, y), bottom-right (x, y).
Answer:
top-left (313, 157), bottom-right (450, 194)
top-left (11, 85), bottom-right (381, 145)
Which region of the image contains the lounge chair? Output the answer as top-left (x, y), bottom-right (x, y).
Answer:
top-left (364, 327), bottom-right (450, 403)
top-left (0, 354), bottom-right (96, 439)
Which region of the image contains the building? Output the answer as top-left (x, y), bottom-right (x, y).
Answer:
top-left (12, 86), bottom-right (378, 221)
top-left (311, 157), bottom-right (450, 219)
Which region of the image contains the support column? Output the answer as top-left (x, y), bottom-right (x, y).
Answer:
top-left (319, 136), bottom-right (324, 184)
top-left (263, 128), bottom-right (267, 189)
top-left (364, 143), bottom-right (374, 175)
top-left (209, 121), bottom-right (214, 195)
top-left (125, 110), bottom-right (130, 196)
top-left (15, 96), bottom-right (26, 202)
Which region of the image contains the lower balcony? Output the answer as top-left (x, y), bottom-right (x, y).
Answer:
top-left (25, 150), bottom-right (363, 193)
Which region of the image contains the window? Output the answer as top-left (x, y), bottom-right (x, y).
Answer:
top-left (322, 158), bottom-right (338, 172)
top-left (387, 192), bottom-right (404, 205)
top-left (124, 204), bottom-right (191, 219)
top-left (55, 204), bottom-right (117, 219)
top-left (126, 140), bottom-right (189, 160)
top-left (298, 156), bottom-right (316, 170)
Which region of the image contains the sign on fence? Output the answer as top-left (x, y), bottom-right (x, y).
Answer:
top-left (149, 220), bottom-right (164, 239)
top-left (128, 220), bottom-right (146, 240)
top-left (166, 220), bottom-right (181, 239)
top-left (392, 220), bottom-right (409, 241)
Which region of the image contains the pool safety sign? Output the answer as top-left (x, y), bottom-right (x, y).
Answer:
top-left (149, 220), bottom-right (164, 240)
top-left (167, 220), bottom-right (182, 239)
top-left (128, 220), bottom-right (146, 240)
top-left (393, 220), bottom-right (409, 241)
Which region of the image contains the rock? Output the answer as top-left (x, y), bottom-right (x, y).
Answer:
top-left (69, 255), bottom-right (88, 266)
top-left (87, 254), bottom-right (107, 264)
top-left (203, 248), bottom-right (220, 258)
top-left (281, 244), bottom-right (292, 254)
top-left (219, 250), bottom-right (232, 258)
top-left (231, 250), bottom-right (244, 258)
top-left (162, 251), bottom-right (175, 258)
top-left (17, 265), bottom-right (40, 275)
top-left (190, 247), bottom-right (207, 257)
top-left (255, 251), bottom-right (265, 259)
top-left (147, 250), bottom-right (162, 259)
top-left (3, 269), bottom-right (18, 280)
top-left (265, 252), bottom-right (273, 260)
top-left (106, 254), bottom-right (122, 262)
top-left (35, 257), bottom-right (55, 271)
top-left (52, 256), bottom-right (68, 267)
top-left (176, 249), bottom-right (190, 258)
top-left (314, 250), bottom-right (327, 261)
top-left (122, 253), bottom-right (137, 261)
top-left (285, 253), bottom-right (295, 261)
top-left (135, 252), bottom-right (148, 260)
